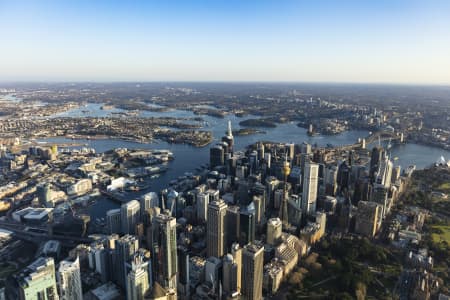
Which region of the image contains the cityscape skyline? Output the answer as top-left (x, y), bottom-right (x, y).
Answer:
top-left (1, 1), bottom-right (450, 299)
top-left (1, 0), bottom-right (450, 84)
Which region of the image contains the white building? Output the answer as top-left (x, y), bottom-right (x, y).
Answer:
top-left (67, 179), bottom-right (92, 196)
top-left (57, 257), bottom-right (82, 300)
top-left (121, 200), bottom-right (140, 235)
top-left (302, 162), bottom-right (319, 215)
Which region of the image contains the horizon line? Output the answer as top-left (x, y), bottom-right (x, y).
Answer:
top-left (1, 80), bottom-right (450, 88)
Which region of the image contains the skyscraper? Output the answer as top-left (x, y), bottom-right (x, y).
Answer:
top-left (196, 192), bottom-right (209, 223)
top-left (57, 257), bottom-right (82, 300)
top-left (231, 243), bottom-right (242, 293)
top-left (266, 217), bottom-right (282, 245)
top-left (114, 235), bottom-right (140, 289)
top-left (121, 200), bottom-right (141, 235)
top-left (141, 192), bottom-right (159, 210)
top-left (210, 145), bottom-right (225, 168)
top-left (177, 246), bottom-right (190, 298)
top-left (222, 120), bottom-right (234, 153)
top-left (302, 162), bottom-right (319, 215)
top-left (239, 210), bottom-right (255, 246)
top-left (151, 213), bottom-right (177, 292)
top-left (17, 257), bottom-right (59, 300)
top-left (207, 199), bottom-right (228, 258)
top-left (222, 254), bottom-right (240, 297)
top-left (126, 253), bottom-right (150, 300)
top-left (370, 146), bottom-right (384, 182)
top-left (355, 201), bottom-right (382, 237)
top-left (278, 156), bottom-right (291, 226)
top-left (106, 208), bottom-right (121, 234)
top-left (226, 205), bottom-right (240, 249)
top-left (242, 242), bottom-right (264, 300)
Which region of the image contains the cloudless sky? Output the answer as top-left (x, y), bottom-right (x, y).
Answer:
top-left (1, 0), bottom-right (450, 84)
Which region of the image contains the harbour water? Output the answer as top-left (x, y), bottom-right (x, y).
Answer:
top-left (40, 103), bottom-right (450, 219)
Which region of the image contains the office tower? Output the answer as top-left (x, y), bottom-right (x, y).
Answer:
top-left (302, 162), bottom-right (319, 215)
top-left (226, 206), bottom-right (240, 249)
top-left (89, 244), bottom-right (110, 283)
top-left (196, 192), bottom-right (209, 223)
top-left (114, 235), bottom-right (139, 289)
top-left (140, 192), bottom-right (159, 221)
top-left (376, 156), bottom-right (393, 188)
top-left (337, 161), bottom-right (350, 192)
top-left (177, 246), bottom-right (190, 298)
top-left (392, 165), bottom-right (401, 183)
top-left (324, 165), bottom-right (337, 196)
top-left (256, 142), bottom-right (264, 162)
top-left (252, 195), bottom-right (263, 224)
top-left (266, 218), bottom-right (282, 245)
top-left (231, 243), bottom-right (243, 293)
top-left (121, 200), bottom-right (140, 235)
top-left (236, 164), bottom-right (247, 179)
top-left (355, 201), bottom-right (381, 237)
top-left (242, 242), bottom-right (264, 300)
top-left (264, 152), bottom-right (271, 169)
top-left (207, 199), bottom-right (228, 258)
top-left (239, 211), bottom-right (255, 246)
top-left (249, 150), bottom-right (258, 174)
top-left (237, 180), bottom-right (250, 205)
top-left (370, 146), bottom-right (384, 182)
top-left (300, 142), bottom-right (312, 154)
top-left (17, 257), bottom-right (58, 300)
top-left (210, 145), bottom-right (225, 168)
top-left (372, 184), bottom-right (390, 218)
top-left (278, 156), bottom-right (291, 226)
top-left (205, 256), bottom-right (222, 294)
top-left (57, 257), bottom-right (82, 300)
top-left (285, 143), bottom-right (295, 160)
top-left (273, 189), bottom-right (284, 209)
top-left (106, 208), bottom-right (121, 234)
top-left (288, 166), bottom-right (302, 186)
top-left (151, 213), bottom-right (177, 291)
top-left (222, 254), bottom-right (239, 297)
top-left (126, 253), bottom-right (150, 300)
top-left (222, 120), bottom-right (234, 153)
top-left (265, 176), bottom-right (280, 209)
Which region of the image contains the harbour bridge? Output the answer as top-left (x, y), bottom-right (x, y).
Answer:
top-left (318, 130), bottom-right (404, 152)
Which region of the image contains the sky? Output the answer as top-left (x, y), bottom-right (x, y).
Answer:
top-left (1, 0), bottom-right (450, 84)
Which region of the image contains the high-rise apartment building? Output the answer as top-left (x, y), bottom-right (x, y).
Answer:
top-left (17, 257), bottom-right (59, 300)
top-left (57, 257), bottom-right (82, 300)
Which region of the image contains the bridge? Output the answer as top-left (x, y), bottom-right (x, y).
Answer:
top-left (0, 220), bottom-right (93, 247)
top-left (318, 130), bottom-right (404, 152)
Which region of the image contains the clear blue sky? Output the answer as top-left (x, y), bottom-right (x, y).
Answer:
top-left (1, 0), bottom-right (450, 84)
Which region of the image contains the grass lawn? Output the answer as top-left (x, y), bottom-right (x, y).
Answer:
top-left (438, 182), bottom-right (450, 192)
top-left (431, 225), bottom-right (450, 244)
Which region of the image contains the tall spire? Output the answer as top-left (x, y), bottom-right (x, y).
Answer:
top-left (279, 152), bottom-right (291, 226)
top-left (227, 120), bottom-right (233, 138)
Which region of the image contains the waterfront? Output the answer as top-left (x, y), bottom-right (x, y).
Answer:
top-left (39, 104), bottom-right (450, 219)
